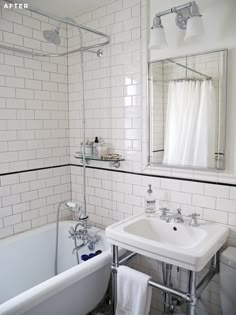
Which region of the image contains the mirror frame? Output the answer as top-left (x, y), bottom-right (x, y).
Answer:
top-left (147, 49), bottom-right (228, 171)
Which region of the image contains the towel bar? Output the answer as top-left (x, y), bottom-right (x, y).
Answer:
top-left (148, 279), bottom-right (192, 302)
top-left (111, 245), bottom-right (219, 315)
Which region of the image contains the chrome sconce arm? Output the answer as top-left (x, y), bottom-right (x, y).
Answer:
top-left (152, 1), bottom-right (201, 30)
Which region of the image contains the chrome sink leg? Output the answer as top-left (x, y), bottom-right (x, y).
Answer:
top-left (162, 263), bottom-right (174, 314)
top-left (112, 245), bottom-right (119, 315)
top-left (187, 271), bottom-right (197, 315)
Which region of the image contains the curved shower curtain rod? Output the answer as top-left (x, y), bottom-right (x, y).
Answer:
top-left (1, 0), bottom-right (111, 57)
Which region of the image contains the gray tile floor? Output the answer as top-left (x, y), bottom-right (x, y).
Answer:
top-left (88, 287), bottom-right (112, 315)
top-left (89, 301), bottom-right (112, 315)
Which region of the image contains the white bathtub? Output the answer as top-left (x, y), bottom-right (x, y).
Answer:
top-left (0, 221), bottom-right (112, 315)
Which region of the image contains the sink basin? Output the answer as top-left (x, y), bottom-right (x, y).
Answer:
top-left (106, 214), bottom-right (228, 271)
top-left (124, 218), bottom-right (206, 248)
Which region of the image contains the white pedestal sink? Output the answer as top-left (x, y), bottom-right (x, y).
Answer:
top-left (106, 214), bottom-right (228, 271)
top-left (106, 213), bottom-right (228, 315)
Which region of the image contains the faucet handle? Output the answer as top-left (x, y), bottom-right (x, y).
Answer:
top-left (160, 207), bottom-right (169, 213)
top-left (159, 207), bottom-right (170, 220)
top-left (188, 213), bottom-right (200, 227)
top-left (174, 208), bottom-right (184, 223)
top-left (68, 227), bottom-right (76, 239)
top-left (189, 213), bottom-right (200, 218)
top-left (83, 222), bottom-right (91, 229)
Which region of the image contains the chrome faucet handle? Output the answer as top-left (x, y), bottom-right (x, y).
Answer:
top-left (176, 208), bottom-right (182, 215)
top-left (174, 208), bottom-right (184, 223)
top-left (74, 220), bottom-right (91, 234)
top-left (79, 220), bottom-right (91, 229)
top-left (159, 207), bottom-right (170, 220)
top-left (188, 213), bottom-right (200, 227)
top-left (84, 222), bottom-right (91, 229)
top-left (68, 227), bottom-right (76, 239)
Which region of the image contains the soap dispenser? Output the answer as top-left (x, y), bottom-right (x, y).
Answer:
top-left (145, 184), bottom-right (156, 217)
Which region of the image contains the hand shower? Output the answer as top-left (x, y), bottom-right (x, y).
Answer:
top-left (64, 201), bottom-right (80, 211)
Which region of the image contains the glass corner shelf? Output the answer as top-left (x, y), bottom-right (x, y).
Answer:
top-left (74, 153), bottom-right (125, 168)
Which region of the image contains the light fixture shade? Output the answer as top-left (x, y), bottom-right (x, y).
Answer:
top-left (149, 27), bottom-right (167, 50)
top-left (185, 16), bottom-right (204, 40)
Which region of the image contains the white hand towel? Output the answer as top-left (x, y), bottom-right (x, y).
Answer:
top-left (116, 266), bottom-right (152, 315)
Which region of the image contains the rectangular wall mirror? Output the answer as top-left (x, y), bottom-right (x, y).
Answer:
top-left (148, 49), bottom-right (228, 170)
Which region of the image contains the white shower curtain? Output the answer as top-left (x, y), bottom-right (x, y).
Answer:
top-left (163, 80), bottom-right (216, 168)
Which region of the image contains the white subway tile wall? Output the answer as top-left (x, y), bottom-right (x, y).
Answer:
top-left (0, 166), bottom-right (71, 239)
top-left (68, 0), bottom-right (142, 172)
top-left (0, 3), bottom-right (69, 174)
top-left (0, 5), bottom-right (71, 238)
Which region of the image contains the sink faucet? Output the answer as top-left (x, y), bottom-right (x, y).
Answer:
top-left (188, 213), bottom-right (200, 227)
top-left (159, 207), bottom-right (170, 221)
top-left (166, 208), bottom-right (184, 223)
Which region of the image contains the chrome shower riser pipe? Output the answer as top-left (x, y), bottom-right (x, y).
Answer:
top-left (77, 28), bottom-right (87, 219)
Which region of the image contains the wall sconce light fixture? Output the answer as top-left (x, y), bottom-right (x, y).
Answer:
top-left (149, 1), bottom-right (204, 49)
top-left (149, 16), bottom-right (167, 49)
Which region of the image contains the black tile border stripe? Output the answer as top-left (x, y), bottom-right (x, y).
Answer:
top-left (71, 164), bottom-right (236, 187)
top-left (0, 163), bottom-right (236, 187)
top-left (0, 164), bottom-right (70, 177)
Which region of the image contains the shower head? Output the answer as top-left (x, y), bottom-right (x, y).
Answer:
top-left (43, 26), bottom-right (61, 46)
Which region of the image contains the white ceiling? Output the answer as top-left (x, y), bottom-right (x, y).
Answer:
top-left (27, 0), bottom-right (110, 18)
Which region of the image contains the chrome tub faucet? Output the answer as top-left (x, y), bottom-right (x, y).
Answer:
top-left (69, 220), bottom-right (100, 253)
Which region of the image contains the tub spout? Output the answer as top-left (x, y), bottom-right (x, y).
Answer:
top-left (74, 220), bottom-right (91, 234)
